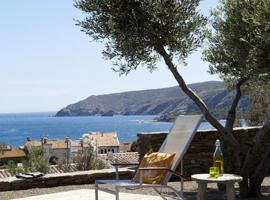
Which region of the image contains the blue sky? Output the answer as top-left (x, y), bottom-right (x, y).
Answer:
top-left (0, 0), bottom-right (220, 113)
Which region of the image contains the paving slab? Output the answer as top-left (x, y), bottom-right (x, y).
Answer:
top-left (12, 189), bottom-right (162, 200)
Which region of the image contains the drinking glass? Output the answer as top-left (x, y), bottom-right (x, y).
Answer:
top-left (209, 166), bottom-right (219, 178)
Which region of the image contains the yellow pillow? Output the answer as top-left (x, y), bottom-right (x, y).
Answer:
top-left (133, 151), bottom-right (175, 184)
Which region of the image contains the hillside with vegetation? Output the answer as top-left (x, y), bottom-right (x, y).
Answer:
top-left (56, 81), bottom-right (249, 121)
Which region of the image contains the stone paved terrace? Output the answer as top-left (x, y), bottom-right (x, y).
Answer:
top-left (1, 177), bottom-right (270, 200)
top-left (12, 189), bottom-right (161, 200)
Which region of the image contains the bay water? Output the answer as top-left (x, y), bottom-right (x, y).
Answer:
top-left (0, 113), bottom-right (215, 147)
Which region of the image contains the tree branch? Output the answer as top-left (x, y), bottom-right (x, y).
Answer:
top-left (155, 45), bottom-right (227, 135)
top-left (225, 78), bottom-right (247, 131)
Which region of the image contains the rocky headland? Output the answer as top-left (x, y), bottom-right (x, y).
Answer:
top-left (56, 81), bottom-right (249, 121)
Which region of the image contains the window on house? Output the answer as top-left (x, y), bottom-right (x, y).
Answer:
top-left (112, 149), bottom-right (114, 153)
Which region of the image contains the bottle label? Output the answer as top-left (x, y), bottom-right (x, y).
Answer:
top-left (214, 160), bottom-right (223, 174)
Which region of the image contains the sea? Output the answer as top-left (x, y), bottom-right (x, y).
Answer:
top-left (0, 113), bottom-right (219, 147)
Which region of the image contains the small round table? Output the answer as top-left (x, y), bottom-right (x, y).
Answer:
top-left (191, 174), bottom-right (242, 200)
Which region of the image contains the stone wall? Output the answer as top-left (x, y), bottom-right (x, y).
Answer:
top-left (0, 168), bottom-right (134, 191)
top-left (137, 127), bottom-right (270, 176)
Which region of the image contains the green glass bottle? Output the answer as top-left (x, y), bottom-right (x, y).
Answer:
top-left (213, 139), bottom-right (224, 175)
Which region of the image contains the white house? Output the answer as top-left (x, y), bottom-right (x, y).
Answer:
top-left (24, 137), bottom-right (79, 163)
top-left (82, 132), bottom-right (120, 154)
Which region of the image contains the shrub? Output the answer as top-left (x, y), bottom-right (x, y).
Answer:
top-left (6, 160), bottom-right (24, 176)
top-left (131, 140), bottom-right (139, 152)
top-left (23, 148), bottom-right (49, 173)
top-left (75, 145), bottom-right (110, 171)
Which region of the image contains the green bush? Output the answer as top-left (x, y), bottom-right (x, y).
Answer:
top-left (75, 145), bottom-right (110, 171)
top-left (24, 148), bottom-right (49, 173)
top-left (6, 160), bottom-right (24, 175)
top-left (7, 148), bottom-right (49, 175)
top-left (131, 140), bottom-right (139, 152)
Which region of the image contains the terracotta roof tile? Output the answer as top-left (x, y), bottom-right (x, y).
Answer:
top-left (119, 143), bottom-right (132, 152)
top-left (25, 141), bottom-right (41, 147)
top-left (0, 169), bottom-right (11, 178)
top-left (25, 140), bottom-right (70, 149)
top-left (0, 148), bottom-right (26, 158)
top-left (83, 132), bottom-right (120, 147)
top-left (98, 152), bottom-right (139, 164)
top-left (48, 164), bottom-right (77, 173)
top-left (70, 141), bottom-right (81, 147)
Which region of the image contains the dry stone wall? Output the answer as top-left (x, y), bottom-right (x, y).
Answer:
top-left (137, 127), bottom-right (269, 176)
top-left (0, 168), bottom-right (134, 191)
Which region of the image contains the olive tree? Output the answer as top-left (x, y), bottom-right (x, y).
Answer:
top-left (75, 0), bottom-right (270, 197)
top-left (204, 0), bottom-right (270, 197)
top-left (241, 82), bottom-right (270, 196)
top-left (246, 83), bottom-right (270, 125)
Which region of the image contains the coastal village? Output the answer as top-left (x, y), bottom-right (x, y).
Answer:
top-left (0, 132), bottom-right (139, 178)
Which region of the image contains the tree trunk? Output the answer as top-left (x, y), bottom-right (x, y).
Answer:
top-left (155, 44), bottom-right (241, 153)
top-left (221, 79), bottom-right (246, 175)
top-left (249, 145), bottom-right (270, 197)
top-left (155, 45), bottom-right (244, 185)
top-left (225, 79), bottom-right (247, 131)
top-left (240, 121), bottom-right (270, 197)
top-left (155, 45), bottom-right (225, 132)
top-left (240, 176), bottom-right (250, 198)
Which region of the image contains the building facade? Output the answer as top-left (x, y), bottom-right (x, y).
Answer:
top-left (24, 137), bottom-right (76, 163)
top-left (82, 132), bottom-right (120, 154)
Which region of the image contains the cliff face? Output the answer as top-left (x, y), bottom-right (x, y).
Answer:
top-left (56, 81), bottom-right (249, 119)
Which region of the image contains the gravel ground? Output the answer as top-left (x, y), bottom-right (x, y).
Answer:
top-left (1, 177), bottom-right (270, 200)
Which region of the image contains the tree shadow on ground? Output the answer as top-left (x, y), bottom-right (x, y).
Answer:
top-left (184, 189), bottom-right (226, 200)
top-left (184, 187), bottom-right (270, 200)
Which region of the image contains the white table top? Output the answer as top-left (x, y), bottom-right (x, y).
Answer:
top-left (191, 173), bottom-right (242, 183)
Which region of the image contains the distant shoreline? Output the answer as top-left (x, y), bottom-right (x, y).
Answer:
top-left (0, 112), bottom-right (56, 117)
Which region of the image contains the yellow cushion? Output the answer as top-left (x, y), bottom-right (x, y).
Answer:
top-left (133, 150), bottom-right (175, 184)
